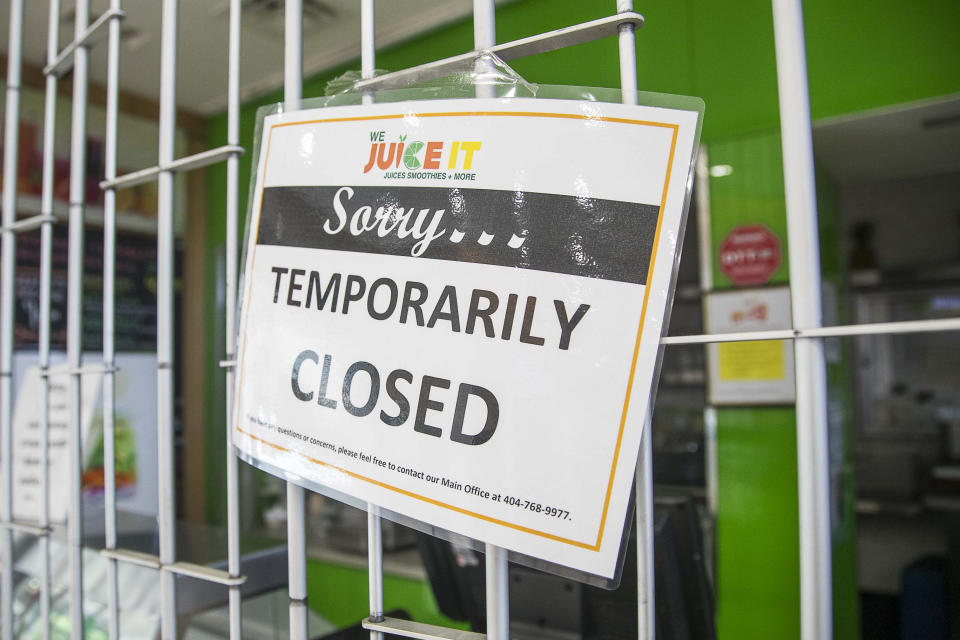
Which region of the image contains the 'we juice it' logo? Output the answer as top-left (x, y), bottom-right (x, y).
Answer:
top-left (362, 130), bottom-right (482, 174)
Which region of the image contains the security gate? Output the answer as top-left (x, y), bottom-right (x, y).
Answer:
top-left (2, 0), bottom-right (958, 639)
top-left (0, 0), bottom-right (246, 637)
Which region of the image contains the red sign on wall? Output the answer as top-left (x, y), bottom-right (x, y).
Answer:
top-left (719, 224), bottom-right (782, 286)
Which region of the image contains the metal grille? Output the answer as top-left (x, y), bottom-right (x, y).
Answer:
top-left (1, 0), bottom-right (958, 639)
top-left (0, 0), bottom-right (246, 638)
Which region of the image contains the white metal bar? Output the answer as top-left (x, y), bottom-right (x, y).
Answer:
top-left (490, 11), bottom-right (643, 60)
top-left (42, 8), bottom-right (125, 77)
top-left (366, 507), bottom-right (384, 629)
top-left (0, 214), bottom-right (56, 233)
top-left (42, 364), bottom-right (118, 377)
top-left (635, 423), bottom-right (655, 640)
top-left (360, 0), bottom-right (376, 87)
top-left (0, 0), bottom-right (24, 635)
top-left (695, 149), bottom-right (720, 526)
top-left (101, 548), bottom-right (162, 570)
top-left (287, 484), bottom-right (309, 639)
top-left (473, 0), bottom-right (496, 53)
top-left (0, 520), bottom-right (49, 536)
top-left (771, 1), bottom-right (833, 638)
top-left (285, 0), bottom-right (303, 108)
top-left (102, 0), bottom-right (122, 637)
top-left (362, 617), bottom-right (486, 640)
top-left (484, 546), bottom-right (508, 640)
top-left (359, 4), bottom-right (385, 639)
top-left (225, 0), bottom-right (243, 636)
top-left (471, 4), bottom-right (510, 637)
top-left (663, 329), bottom-right (793, 345)
top-left (37, 2), bottom-right (61, 637)
top-left (66, 0), bottom-right (91, 633)
top-left (353, 13), bottom-right (643, 94)
top-left (613, 1), bottom-right (656, 637)
top-left (695, 148), bottom-right (714, 293)
top-left (704, 407), bottom-right (719, 516)
top-left (100, 145), bottom-right (244, 190)
top-left (661, 316), bottom-right (960, 345)
top-left (616, 1), bottom-right (638, 104)
top-left (100, 549), bottom-right (248, 588)
top-left (284, 2), bottom-right (309, 639)
top-left (799, 318), bottom-right (960, 337)
top-left (472, 0), bottom-right (496, 101)
top-left (157, 0), bottom-right (178, 636)
top-left (164, 561), bottom-right (247, 587)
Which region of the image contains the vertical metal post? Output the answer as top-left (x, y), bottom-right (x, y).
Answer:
top-left (470, 2), bottom-right (510, 637)
top-left (38, 1), bottom-right (62, 637)
top-left (703, 408), bottom-right (718, 516)
top-left (284, 2), bottom-right (309, 639)
top-left (157, 0), bottom-right (178, 637)
top-left (770, 1), bottom-right (833, 639)
top-left (366, 506), bottom-right (383, 638)
top-left (102, 0), bottom-right (122, 637)
top-left (613, 1), bottom-right (656, 637)
top-left (635, 422), bottom-right (655, 639)
top-left (284, 0), bottom-right (303, 108)
top-left (0, 1), bottom-right (25, 638)
top-left (472, 0), bottom-right (496, 100)
top-left (694, 148), bottom-right (714, 301)
top-left (225, 0), bottom-right (243, 637)
top-left (694, 150), bottom-right (718, 593)
top-left (359, 3), bottom-right (385, 636)
top-left (287, 486), bottom-right (308, 640)
top-left (360, 0), bottom-right (376, 93)
top-left (67, 0), bottom-right (91, 634)
top-left (472, 0), bottom-right (496, 54)
top-left (484, 546), bottom-right (509, 639)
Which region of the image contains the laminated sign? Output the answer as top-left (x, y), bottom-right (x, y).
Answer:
top-left (234, 96), bottom-right (701, 579)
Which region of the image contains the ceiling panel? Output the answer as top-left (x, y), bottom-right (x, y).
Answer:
top-left (0, 0), bottom-right (486, 115)
top-left (813, 95), bottom-right (960, 184)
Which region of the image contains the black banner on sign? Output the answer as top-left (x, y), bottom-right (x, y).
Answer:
top-left (256, 186), bottom-right (660, 286)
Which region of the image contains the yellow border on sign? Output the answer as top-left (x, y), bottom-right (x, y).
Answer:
top-left (235, 109), bottom-right (680, 553)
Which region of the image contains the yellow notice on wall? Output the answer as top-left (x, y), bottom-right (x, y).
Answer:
top-left (717, 340), bottom-right (785, 381)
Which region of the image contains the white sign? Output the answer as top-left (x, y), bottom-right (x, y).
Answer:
top-left (12, 363), bottom-right (102, 523)
top-left (234, 97), bottom-right (700, 579)
top-left (706, 287), bottom-right (796, 405)
top-left (11, 353), bottom-right (160, 524)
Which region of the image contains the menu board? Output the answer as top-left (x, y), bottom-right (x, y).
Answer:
top-left (11, 224), bottom-right (178, 352)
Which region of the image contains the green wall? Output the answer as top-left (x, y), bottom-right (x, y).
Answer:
top-left (707, 132), bottom-right (800, 638)
top-left (708, 132), bottom-right (790, 289)
top-left (714, 407), bottom-right (800, 637)
top-left (706, 129), bottom-right (860, 639)
top-left (202, 0), bottom-right (960, 635)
